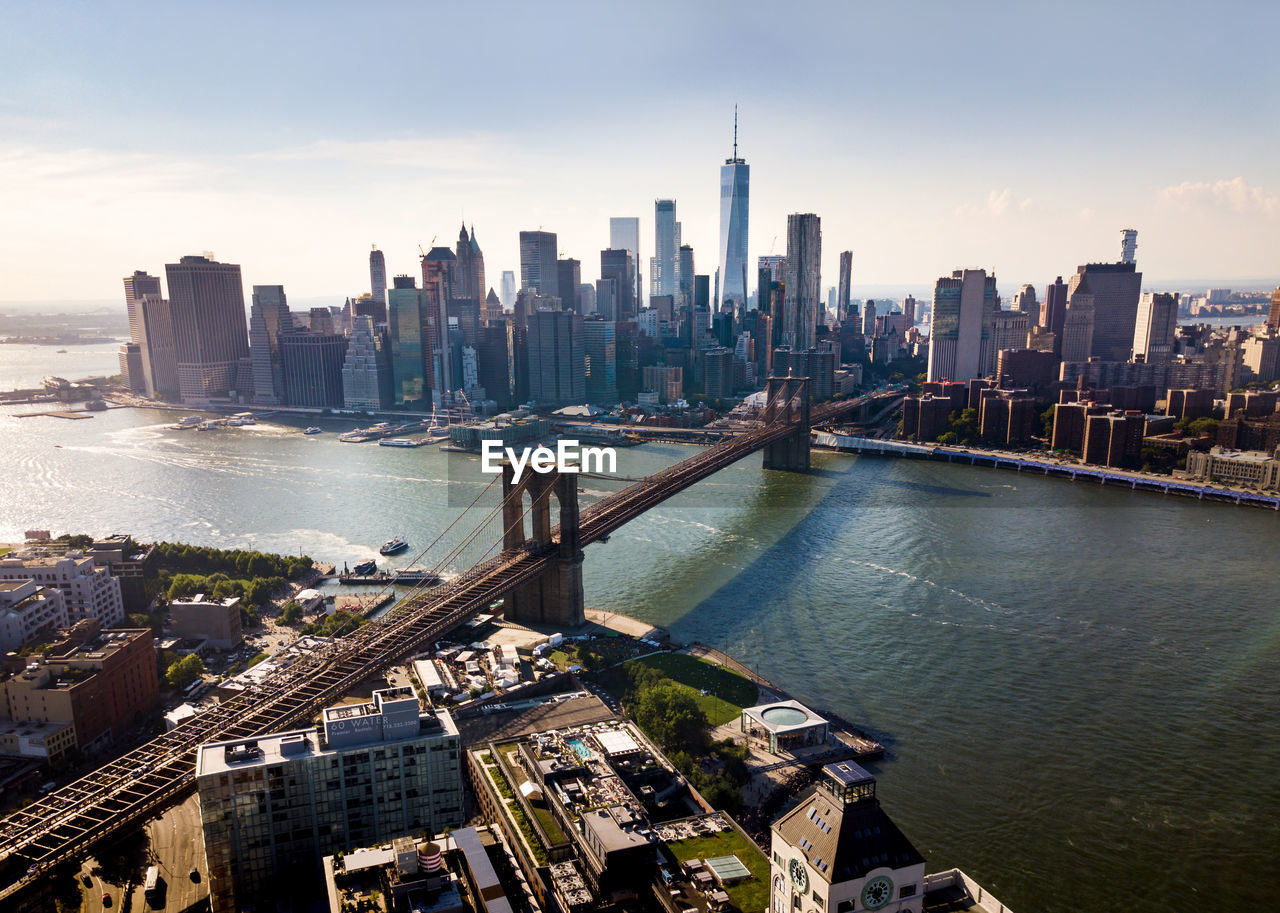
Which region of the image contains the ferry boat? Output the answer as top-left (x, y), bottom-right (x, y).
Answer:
top-left (304, 427), bottom-right (323, 435)
top-left (378, 438), bottom-right (429, 448)
top-left (391, 569), bottom-right (441, 585)
top-left (379, 537), bottom-right (409, 555)
top-left (177, 415), bottom-right (202, 427)
top-left (352, 559), bottom-right (378, 576)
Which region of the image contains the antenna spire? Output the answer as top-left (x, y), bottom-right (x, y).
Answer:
top-left (733, 104), bottom-right (738, 159)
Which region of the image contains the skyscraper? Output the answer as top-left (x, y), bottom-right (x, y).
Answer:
top-left (677, 245), bottom-right (695, 311)
top-left (557, 258), bottom-right (582, 312)
top-left (527, 309), bottom-right (585, 406)
top-left (121, 270), bottom-right (163, 394)
top-left (837, 252), bottom-right (852, 323)
top-left (600, 248), bottom-right (636, 322)
top-left (368, 245), bottom-right (387, 324)
top-left (1070, 232), bottom-right (1142, 361)
top-left (342, 315), bottom-right (390, 410)
top-left (279, 332), bottom-right (347, 408)
top-left (1132, 292), bottom-right (1180, 364)
top-left (583, 318), bottom-right (618, 404)
top-left (164, 255), bottom-right (251, 402)
top-left (387, 275), bottom-right (427, 407)
top-left (421, 247), bottom-right (456, 397)
top-left (652, 200), bottom-right (679, 298)
top-left (717, 110), bottom-right (750, 314)
top-left (1060, 277), bottom-right (1096, 363)
top-left (926, 268), bottom-right (998, 384)
top-left (519, 231), bottom-right (558, 297)
top-left (862, 300), bottom-right (877, 337)
top-left (609, 217), bottom-right (641, 307)
top-left (1011, 284), bottom-right (1038, 319)
top-left (1040, 276), bottom-right (1069, 353)
top-left (248, 285), bottom-right (294, 405)
top-left (1268, 286), bottom-right (1280, 330)
top-left (500, 270), bottom-right (517, 311)
top-left (454, 224), bottom-right (486, 304)
top-left (783, 214), bottom-right (821, 350)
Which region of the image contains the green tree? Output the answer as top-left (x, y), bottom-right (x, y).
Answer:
top-left (278, 600), bottom-right (303, 625)
top-left (165, 653), bottom-right (205, 690)
top-left (634, 681), bottom-right (709, 753)
top-left (1186, 417), bottom-right (1219, 438)
top-left (1041, 404), bottom-right (1057, 439)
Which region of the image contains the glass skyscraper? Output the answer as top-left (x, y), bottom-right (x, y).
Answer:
top-left (717, 114), bottom-right (750, 314)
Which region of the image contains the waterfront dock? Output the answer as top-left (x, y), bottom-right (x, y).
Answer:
top-left (815, 430), bottom-right (1280, 510)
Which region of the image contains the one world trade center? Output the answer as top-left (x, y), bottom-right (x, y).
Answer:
top-left (717, 108), bottom-right (749, 314)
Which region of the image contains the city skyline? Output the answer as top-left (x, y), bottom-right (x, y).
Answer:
top-left (0, 1), bottom-right (1277, 304)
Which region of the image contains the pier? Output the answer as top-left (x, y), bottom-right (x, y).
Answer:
top-left (814, 430), bottom-right (1280, 509)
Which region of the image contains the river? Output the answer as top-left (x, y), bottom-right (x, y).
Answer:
top-left (0, 400), bottom-right (1277, 913)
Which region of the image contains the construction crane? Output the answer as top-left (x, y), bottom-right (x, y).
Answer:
top-left (417, 236), bottom-right (437, 258)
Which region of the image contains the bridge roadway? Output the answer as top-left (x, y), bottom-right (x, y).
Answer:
top-left (0, 390), bottom-right (894, 899)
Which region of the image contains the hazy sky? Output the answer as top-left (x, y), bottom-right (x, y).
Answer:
top-left (2, 0), bottom-right (1277, 305)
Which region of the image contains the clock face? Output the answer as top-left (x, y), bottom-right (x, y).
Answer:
top-left (789, 858), bottom-right (809, 893)
top-left (861, 875), bottom-right (894, 911)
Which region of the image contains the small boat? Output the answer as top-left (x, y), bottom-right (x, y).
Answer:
top-left (379, 537), bottom-right (409, 556)
top-left (56, 349), bottom-right (67, 354)
top-left (178, 415), bottom-right (202, 427)
top-left (304, 427), bottom-right (323, 435)
top-left (352, 559), bottom-right (377, 576)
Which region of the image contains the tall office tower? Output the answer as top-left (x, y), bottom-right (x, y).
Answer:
top-left (609, 216), bottom-right (641, 307)
top-left (837, 251), bottom-right (853, 322)
top-left (583, 318), bottom-right (618, 404)
top-left (595, 278), bottom-right (618, 322)
top-left (1069, 238), bottom-right (1142, 361)
top-left (652, 199), bottom-right (679, 297)
top-left (476, 323), bottom-right (514, 409)
top-left (138, 295), bottom-right (179, 399)
top-left (989, 310), bottom-right (1031, 374)
top-left (1120, 228), bottom-right (1138, 264)
top-left (1269, 286), bottom-right (1280, 330)
top-left (782, 214), bottom-right (821, 349)
top-left (368, 245), bottom-right (387, 324)
top-left (519, 231), bottom-right (558, 297)
top-left (1133, 292), bottom-right (1180, 364)
top-left (454, 224), bottom-right (486, 303)
top-left (862, 300), bottom-right (877, 336)
top-left (1060, 277), bottom-right (1096, 363)
top-left (500, 270), bottom-right (517, 310)
top-left (448, 296), bottom-right (480, 346)
top-left (342, 315), bottom-right (389, 409)
top-left (717, 111), bottom-right (750, 314)
top-left (387, 276), bottom-right (427, 407)
top-left (121, 271), bottom-right (163, 393)
top-left (197, 690), bottom-right (463, 913)
top-left (1012, 284), bottom-right (1039, 319)
top-left (926, 269), bottom-right (998, 384)
top-left (421, 247), bottom-right (456, 397)
top-left (1041, 276), bottom-right (1069, 345)
top-left (600, 248), bottom-right (637, 321)
top-left (527, 309), bottom-right (585, 406)
top-left (485, 288), bottom-right (503, 322)
top-left (248, 286), bottom-right (294, 405)
top-left (278, 332), bottom-right (347, 408)
top-left (903, 295), bottom-right (917, 328)
top-left (579, 282), bottom-right (596, 316)
top-left (164, 255), bottom-right (251, 402)
top-left (677, 245), bottom-right (695, 310)
top-left (556, 258), bottom-right (582, 312)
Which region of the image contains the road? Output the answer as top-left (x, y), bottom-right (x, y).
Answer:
top-left (79, 794), bottom-right (208, 913)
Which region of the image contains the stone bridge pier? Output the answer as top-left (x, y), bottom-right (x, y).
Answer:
top-left (762, 375), bottom-right (811, 472)
top-left (500, 459), bottom-right (585, 628)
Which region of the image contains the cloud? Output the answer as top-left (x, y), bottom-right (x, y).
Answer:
top-left (954, 188), bottom-right (1025, 218)
top-left (1158, 176), bottom-right (1279, 216)
top-left (245, 135), bottom-right (514, 175)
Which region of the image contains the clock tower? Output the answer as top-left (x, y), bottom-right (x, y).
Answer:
top-left (769, 763), bottom-right (926, 913)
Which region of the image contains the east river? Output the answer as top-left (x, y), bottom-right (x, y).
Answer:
top-left (1, 394), bottom-right (1278, 913)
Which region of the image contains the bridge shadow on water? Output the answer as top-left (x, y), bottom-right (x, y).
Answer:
top-left (657, 454), bottom-right (992, 747)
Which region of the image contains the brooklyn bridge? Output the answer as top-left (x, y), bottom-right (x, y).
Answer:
top-left (0, 381), bottom-right (902, 901)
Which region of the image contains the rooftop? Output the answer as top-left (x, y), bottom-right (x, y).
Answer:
top-left (741, 700), bottom-right (827, 735)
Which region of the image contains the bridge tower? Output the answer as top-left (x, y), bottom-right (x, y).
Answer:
top-left (762, 375), bottom-right (811, 472)
top-left (500, 459), bottom-right (585, 628)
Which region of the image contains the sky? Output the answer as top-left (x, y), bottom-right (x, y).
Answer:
top-left (1, 0), bottom-right (1277, 307)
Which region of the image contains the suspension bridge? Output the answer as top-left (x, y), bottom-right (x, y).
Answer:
top-left (0, 381), bottom-right (901, 901)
